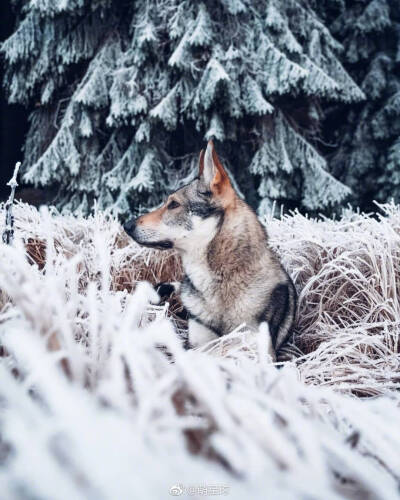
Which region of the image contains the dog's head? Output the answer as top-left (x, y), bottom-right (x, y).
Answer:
top-left (124, 140), bottom-right (236, 251)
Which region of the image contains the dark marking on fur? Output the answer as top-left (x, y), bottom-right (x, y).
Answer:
top-left (135, 239), bottom-right (173, 250)
top-left (155, 282), bottom-right (176, 298)
top-left (189, 201), bottom-right (223, 220)
top-left (187, 313), bottom-right (223, 338)
top-left (282, 279), bottom-right (297, 347)
top-left (197, 189), bottom-right (212, 198)
top-left (182, 274), bottom-right (202, 297)
top-left (259, 283), bottom-right (289, 348)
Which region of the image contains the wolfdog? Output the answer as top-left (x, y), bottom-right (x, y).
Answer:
top-left (124, 141), bottom-right (296, 357)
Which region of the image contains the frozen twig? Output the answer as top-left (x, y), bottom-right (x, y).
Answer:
top-left (2, 161), bottom-right (21, 245)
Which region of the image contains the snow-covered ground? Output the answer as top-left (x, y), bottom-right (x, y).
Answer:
top-left (0, 202), bottom-right (399, 499)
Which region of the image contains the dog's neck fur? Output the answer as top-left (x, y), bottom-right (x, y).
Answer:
top-left (209, 199), bottom-right (267, 277)
top-left (180, 196), bottom-right (267, 283)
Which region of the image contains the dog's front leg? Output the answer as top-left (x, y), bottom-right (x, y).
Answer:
top-left (188, 318), bottom-right (219, 348)
top-left (154, 281), bottom-right (181, 299)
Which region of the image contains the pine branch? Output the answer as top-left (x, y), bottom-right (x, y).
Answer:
top-left (2, 162), bottom-right (21, 245)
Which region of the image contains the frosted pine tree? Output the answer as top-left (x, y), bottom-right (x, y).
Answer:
top-left (2, 0), bottom-right (364, 217)
top-left (319, 0), bottom-right (400, 210)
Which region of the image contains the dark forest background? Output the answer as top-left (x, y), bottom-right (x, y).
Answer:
top-left (0, 2), bottom-right (28, 201)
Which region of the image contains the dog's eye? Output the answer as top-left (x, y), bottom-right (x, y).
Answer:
top-left (167, 200), bottom-right (180, 210)
top-left (199, 190), bottom-right (212, 197)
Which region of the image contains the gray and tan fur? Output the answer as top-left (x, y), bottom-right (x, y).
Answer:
top-left (124, 141), bottom-right (296, 357)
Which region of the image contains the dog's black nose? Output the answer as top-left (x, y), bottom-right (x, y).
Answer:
top-left (123, 218), bottom-right (136, 235)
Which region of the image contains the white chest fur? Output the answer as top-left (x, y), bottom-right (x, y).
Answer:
top-left (181, 251), bottom-right (216, 320)
top-left (179, 215), bottom-right (220, 316)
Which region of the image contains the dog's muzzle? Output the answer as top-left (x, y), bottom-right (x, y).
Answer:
top-left (123, 218), bottom-right (173, 250)
top-left (123, 218), bottom-right (136, 237)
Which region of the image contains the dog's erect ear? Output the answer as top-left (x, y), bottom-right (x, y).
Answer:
top-left (202, 140), bottom-right (233, 197)
top-left (198, 149), bottom-right (205, 177)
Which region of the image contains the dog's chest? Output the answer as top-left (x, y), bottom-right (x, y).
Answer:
top-left (180, 257), bottom-right (221, 320)
top-left (180, 250), bottom-right (269, 334)
top-left (180, 255), bottom-right (254, 332)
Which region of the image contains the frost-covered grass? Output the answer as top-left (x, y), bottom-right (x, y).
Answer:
top-left (0, 202), bottom-right (400, 499)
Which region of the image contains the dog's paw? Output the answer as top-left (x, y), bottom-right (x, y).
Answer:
top-left (154, 282), bottom-right (176, 299)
